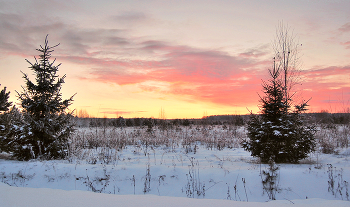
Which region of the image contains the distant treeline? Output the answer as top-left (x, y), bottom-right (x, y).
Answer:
top-left (74, 112), bottom-right (350, 128)
top-left (307, 112), bottom-right (350, 125)
top-left (74, 115), bottom-right (246, 128)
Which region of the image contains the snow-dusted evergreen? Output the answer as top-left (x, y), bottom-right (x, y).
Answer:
top-left (12, 35), bottom-right (75, 160)
top-left (0, 106), bottom-right (24, 152)
top-left (0, 86), bottom-right (11, 112)
top-left (0, 85), bottom-right (12, 152)
top-left (243, 24), bottom-right (315, 163)
top-left (243, 60), bottom-right (315, 163)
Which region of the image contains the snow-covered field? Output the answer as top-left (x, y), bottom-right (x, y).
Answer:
top-left (1, 182), bottom-right (349, 207)
top-left (1, 126), bottom-right (349, 206)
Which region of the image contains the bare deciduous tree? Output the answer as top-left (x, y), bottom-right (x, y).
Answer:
top-left (272, 22), bottom-right (302, 109)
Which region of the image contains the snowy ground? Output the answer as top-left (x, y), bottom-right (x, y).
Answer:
top-left (1, 126), bottom-right (350, 206)
top-left (1, 182), bottom-right (349, 207)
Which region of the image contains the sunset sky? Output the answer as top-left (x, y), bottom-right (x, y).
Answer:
top-left (0, 0), bottom-right (349, 119)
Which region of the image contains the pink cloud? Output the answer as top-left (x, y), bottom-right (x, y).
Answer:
top-left (341, 41), bottom-right (350, 49)
top-left (302, 87), bottom-right (350, 113)
top-left (299, 66), bottom-right (350, 112)
top-left (75, 42), bottom-right (267, 107)
top-left (301, 66), bottom-right (350, 82)
top-left (339, 22), bottom-right (350, 33)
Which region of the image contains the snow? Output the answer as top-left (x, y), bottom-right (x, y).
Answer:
top-left (0, 126), bottom-right (350, 206)
top-left (273, 130), bottom-right (282, 136)
top-left (0, 182), bottom-right (349, 207)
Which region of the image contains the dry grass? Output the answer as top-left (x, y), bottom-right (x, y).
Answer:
top-left (67, 125), bottom-right (248, 163)
top-left (0, 153), bottom-right (14, 160)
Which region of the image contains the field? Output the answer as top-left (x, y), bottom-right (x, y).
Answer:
top-left (1, 124), bottom-right (350, 206)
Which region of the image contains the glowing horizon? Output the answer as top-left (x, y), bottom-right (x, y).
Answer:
top-left (0, 1), bottom-right (349, 119)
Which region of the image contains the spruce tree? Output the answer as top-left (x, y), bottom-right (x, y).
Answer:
top-left (0, 106), bottom-right (23, 153)
top-left (243, 24), bottom-right (315, 163)
top-left (15, 35), bottom-right (75, 160)
top-left (0, 85), bottom-right (12, 152)
top-left (0, 86), bottom-right (11, 112)
top-left (243, 60), bottom-right (315, 163)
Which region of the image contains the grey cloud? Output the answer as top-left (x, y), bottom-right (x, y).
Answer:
top-left (0, 12), bottom-right (66, 55)
top-left (0, 11), bottom-right (131, 57)
top-left (239, 44), bottom-right (270, 58)
top-left (103, 36), bottom-right (130, 46)
top-left (141, 40), bottom-right (170, 51)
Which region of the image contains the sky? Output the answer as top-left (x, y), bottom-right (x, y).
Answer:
top-left (0, 0), bottom-right (349, 119)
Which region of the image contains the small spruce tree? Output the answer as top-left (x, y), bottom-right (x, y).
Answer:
top-left (0, 86), bottom-right (11, 112)
top-left (14, 35), bottom-right (75, 160)
top-left (0, 85), bottom-right (12, 152)
top-left (0, 106), bottom-right (24, 154)
top-left (243, 59), bottom-right (315, 163)
top-left (243, 23), bottom-right (315, 163)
